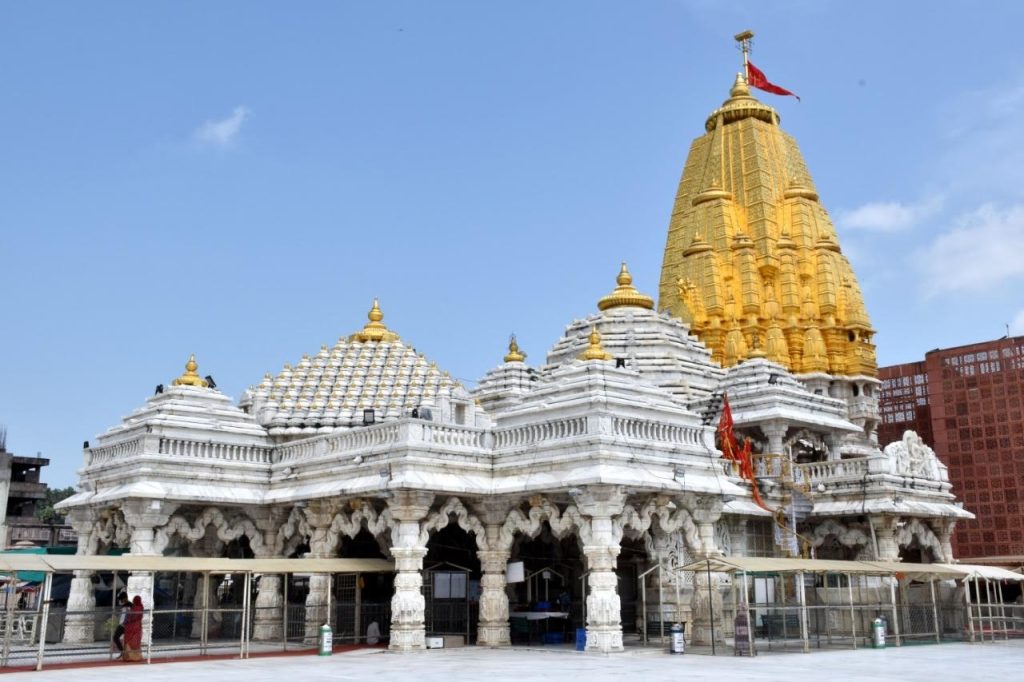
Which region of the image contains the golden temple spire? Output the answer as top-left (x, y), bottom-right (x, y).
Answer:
top-left (658, 56), bottom-right (877, 377)
top-left (352, 298), bottom-right (399, 343)
top-left (504, 334), bottom-right (527, 363)
top-left (172, 353), bottom-right (209, 388)
top-left (597, 263), bottom-right (655, 311)
top-left (579, 327), bottom-right (613, 362)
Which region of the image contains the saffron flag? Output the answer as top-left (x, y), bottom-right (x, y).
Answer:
top-left (747, 62), bottom-right (800, 101)
top-left (716, 393), bottom-right (774, 513)
top-left (717, 394), bottom-right (740, 461)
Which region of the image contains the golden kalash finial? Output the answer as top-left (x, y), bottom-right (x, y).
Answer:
top-left (597, 263), bottom-right (655, 311)
top-left (579, 327), bottom-right (613, 361)
top-left (172, 354), bottom-right (209, 387)
top-left (504, 334), bottom-right (527, 363)
top-left (352, 298), bottom-right (399, 343)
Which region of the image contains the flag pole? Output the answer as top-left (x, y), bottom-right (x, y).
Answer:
top-left (734, 30), bottom-right (754, 82)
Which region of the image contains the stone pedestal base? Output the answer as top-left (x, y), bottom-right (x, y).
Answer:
top-left (477, 622), bottom-right (511, 647)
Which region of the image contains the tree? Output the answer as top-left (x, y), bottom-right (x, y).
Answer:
top-left (35, 486), bottom-right (77, 523)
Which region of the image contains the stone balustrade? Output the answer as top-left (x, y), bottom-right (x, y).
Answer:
top-left (492, 417), bottom-right (587, 449)
top-left (158, 438), bottom-right (273, 464)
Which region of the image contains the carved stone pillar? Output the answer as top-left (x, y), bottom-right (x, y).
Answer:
top-left (302, 499), bottom-right (341, 642)
top-left (252, 508), bottom-right (288, 641)
top-left (934, 519), bottom-right (957, 563)
top-left (387, 491), bottom-right (433, 651)
top-left (872, 516), bottom-right (900, 561)
top-left (189, 534), bottom-right (224, 638)
top-left (475, 500), bottom-right (512, 647)
top-left (730, 518), bottom-right (749, 557)
top-left (577, 486), bottom-right (626, 653)
top-left (63, 508), bottom-right (99, 643)
top-left (690, 570), bottom-right (725, 646)
top-left (122, 499), bottom-right (178, 645)
top-left (686, 494), bottom-right (724, 646)
top-left (760, 421), bottom-right (788, 456)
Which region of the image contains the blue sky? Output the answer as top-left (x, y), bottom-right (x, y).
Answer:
top-left (3, 1), bottom-right (1023, 487)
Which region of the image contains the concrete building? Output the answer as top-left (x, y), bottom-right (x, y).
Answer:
top-left (879, 335), bottom-right (1024, 559)
top-left (56, 68), bottom-right (971, 654)
top-left (0, 433), bottom-right (75, 548)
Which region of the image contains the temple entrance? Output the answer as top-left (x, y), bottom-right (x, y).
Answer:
top-left (507, 523), bottom-right (584, 646)
top-left (424, 524), bottom-right (480, 644)
top-left (333, 528), bottom-right (393, 644)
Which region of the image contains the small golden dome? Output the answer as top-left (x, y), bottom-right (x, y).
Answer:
top-left (504, 335), bottom-right (527, 363)
top-left (172, 353), bottom-right (209, 388)
top-left (579, 327), bottom-right (613, 362)
top-left (597, 263), bottom-right (655, 311)
top-left (351, 298), bottom-right (400, 343)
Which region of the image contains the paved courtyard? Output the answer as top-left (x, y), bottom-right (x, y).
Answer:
top-left (4, 642), bottom-right (1023, 682)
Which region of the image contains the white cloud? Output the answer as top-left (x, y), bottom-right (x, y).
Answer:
top-left (915, 203), bottom-right (1024, 297)
top-left (193, 106), bottom-right (250, 148)
top-left (1011, 309), bottom-right (1024, 336)
top-left (839, 196), bottom-right (943, 232)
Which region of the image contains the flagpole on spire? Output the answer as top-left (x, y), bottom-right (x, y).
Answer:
top-left (734, 29), bottom-right (754, 82)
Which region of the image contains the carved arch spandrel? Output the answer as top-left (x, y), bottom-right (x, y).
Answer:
top-left (153, 507), bottom-right (266, 556)
top-left (418, 497), bottom-right (487, 550)
top-left (498, 499), bottom-right (591, 552)
top-left (319, 502), bottom-right (395, 557)
top-left (896, 518), bottom-right (945, 562)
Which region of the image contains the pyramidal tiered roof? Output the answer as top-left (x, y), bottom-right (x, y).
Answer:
top-left (245, 300), bottom-right (461, 436)
top-left (658, 74), bottom-right (876, 377)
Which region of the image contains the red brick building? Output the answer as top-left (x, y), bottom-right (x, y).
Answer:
top-left (879, 335), bottom-right (1024, 559)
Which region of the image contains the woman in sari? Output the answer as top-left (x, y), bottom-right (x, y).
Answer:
top-left (122, 596), bottom-right (144, 661)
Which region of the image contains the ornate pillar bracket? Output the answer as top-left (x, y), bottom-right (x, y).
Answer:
top-left (681, 493), bottom-right (724, 557)
top-left (474, 498), bottom-right (516, 647)
top-left (388, 491), bottom-right (433, 651)
top-left (933, 518), bottom-right (957, 563)
top-left (575, 486), bottom-right (626, 653)
top-left (871, 515), bottom-right (901, 561)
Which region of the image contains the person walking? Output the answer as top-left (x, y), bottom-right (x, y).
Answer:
top-left (113, 593), bottom-right (129, 654)
top-left (122, 596), bottom-right (144, 662)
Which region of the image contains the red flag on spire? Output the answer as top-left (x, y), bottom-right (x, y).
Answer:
top-left (747, 61), bottom-right (800, 101)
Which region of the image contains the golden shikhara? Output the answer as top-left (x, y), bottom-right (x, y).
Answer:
top-left (658, 74), bottom-right (876, 376)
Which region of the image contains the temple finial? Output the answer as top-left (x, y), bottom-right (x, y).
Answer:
top-left (734, 29), bottom-right (754, 82)
top-left (579, 327), bottom-right (613, 362)
top-left (352, 298), bottom-right (399, 343)
top-left (597, 262), bottom-right (654, 311)
top-left (172, 353), bottom-right (209, 388)
top-left (504, 334), bottom-right (526, 363)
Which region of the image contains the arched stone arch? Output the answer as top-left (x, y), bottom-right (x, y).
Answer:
top-left (277, 505), bottom-right (313, 557)
top-left (153, 507), bottom-right (266, 556)
top-left (317, 501), bottom-right (394, 557)
top-left (896, 518), bottom-right (945, 562)
top-left (615, 497), bottom-right (703, 555)
top-left (810, 519), bottom-right (869, 551)
top-left (418, 497), bottom-right (486, 550)
top-left (498, 498), bottom-right (591, 552)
